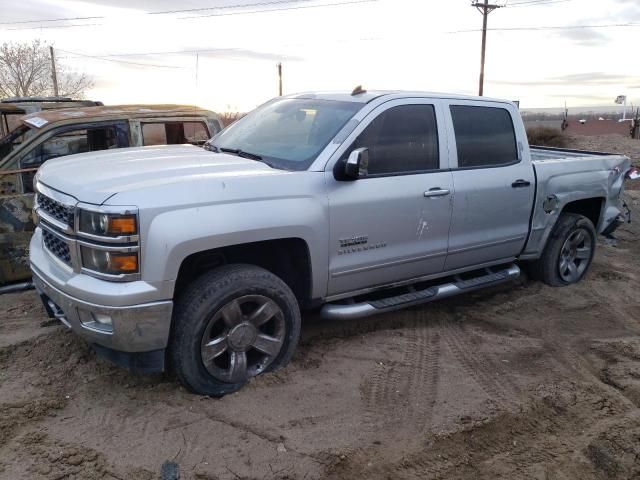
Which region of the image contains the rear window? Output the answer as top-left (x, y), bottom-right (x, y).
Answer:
top-left (450, 105), bottom-right (518, 168)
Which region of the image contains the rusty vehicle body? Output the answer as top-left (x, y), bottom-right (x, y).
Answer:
top-left (0, 104), bottom-right (223, 285)
top-left (0, 97), bottom-right (103, 142)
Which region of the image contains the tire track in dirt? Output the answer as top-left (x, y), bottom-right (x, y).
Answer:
top-left (326, 382), bottom-right (634, 480)
top-left (360, 315), bottom-right (441, 438)
top-left (438, 316), bottom-right (522, 411)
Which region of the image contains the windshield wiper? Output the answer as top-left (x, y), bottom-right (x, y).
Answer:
top-left (219, 147), bottom-right (263, 161)
top-left (207, 144), bottom-right (277, 168)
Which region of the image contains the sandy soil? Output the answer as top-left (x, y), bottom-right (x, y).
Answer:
top-left (0, 135), bottom-right (639, 480)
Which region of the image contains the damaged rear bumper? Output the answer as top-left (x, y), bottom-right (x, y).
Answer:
top-left (602, 199), bottom-right (631, 237)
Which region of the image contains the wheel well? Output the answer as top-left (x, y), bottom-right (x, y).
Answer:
top-left (561, 198), bottom-right (603, 229)
top-left (174, 238), bottom-right (313, 307)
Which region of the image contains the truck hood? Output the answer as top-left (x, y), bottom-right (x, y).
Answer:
top-left (37, 145), bottom-right (275, 205)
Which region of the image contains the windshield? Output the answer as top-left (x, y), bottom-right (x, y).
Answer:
top-left (207, 98), bottom-right (362, 170)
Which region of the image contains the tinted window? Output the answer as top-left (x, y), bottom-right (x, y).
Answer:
top-left (142, 121), bottom-right (210, 146)
top-left (346, 104), bottom-right (439, 175)
top-left (450, 106), bottom-right (517, 168)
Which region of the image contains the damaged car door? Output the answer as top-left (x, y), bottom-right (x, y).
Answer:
top-left (0, 121), bottom-right (128, 284)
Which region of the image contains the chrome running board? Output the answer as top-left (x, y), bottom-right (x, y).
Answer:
top-left (320, 264), bottom-right (520, 320)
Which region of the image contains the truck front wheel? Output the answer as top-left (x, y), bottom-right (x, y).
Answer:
top-left (531, 213), bottom-right (596, 287)
top-left (170, 264), bottom-right (301, 396)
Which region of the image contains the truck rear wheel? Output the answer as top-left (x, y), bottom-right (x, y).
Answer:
top-left (531, 213), bottom-right (596, 287)
top-left (170, 264), bottom-right (301, 396)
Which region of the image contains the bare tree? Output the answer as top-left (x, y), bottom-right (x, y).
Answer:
top-left (0, 39), bottom-right (93, 99)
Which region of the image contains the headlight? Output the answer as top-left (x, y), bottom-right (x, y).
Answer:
top-left (79, 210), bottom-right (137, 237)
top-left (80, 246), bottom-right (139, 275)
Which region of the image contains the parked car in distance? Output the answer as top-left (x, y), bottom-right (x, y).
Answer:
top-left (0, 104), bottom-right (222, 285)
top-left (30, 90), bottom-right (633, 396)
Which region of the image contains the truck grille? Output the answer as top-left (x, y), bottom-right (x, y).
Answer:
top-left (43, 229), bottom-right (72, 265)
top-left (37, 194), bottom-right (75, 226)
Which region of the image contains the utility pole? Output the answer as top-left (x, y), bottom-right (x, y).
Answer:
top-left (277, 62), bottom-right (283, 96)
top-left (49, 46), bottom-right (59, 97)
top-left (472, 1), bottom-right (502, 96)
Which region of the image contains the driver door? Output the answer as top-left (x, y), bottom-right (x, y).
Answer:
top-left (325, 99), bottom-right (454, 296)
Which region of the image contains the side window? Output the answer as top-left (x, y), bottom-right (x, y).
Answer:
top-left (183, 122), bottom-right (210, 144)
top-left (20, 126), bottom-right (119, 192)
top-left (21, 126), bottom-right (119, 169)
top-left (345, 104), bottom-right (439, 175)
top-left (450, 105), bottom-right (518, 168)
top-left (142, 122), bottom-right (210, 146)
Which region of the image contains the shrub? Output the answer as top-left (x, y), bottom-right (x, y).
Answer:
top-left (220, 112), bottom-right (245, 128)
top-left (526, 127), bottom-right (568, 148)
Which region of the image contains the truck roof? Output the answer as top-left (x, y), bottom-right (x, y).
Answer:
top-left (21, 104), bottom-right (218, 129)
top-left (290, 90), bottom-right (514, 105)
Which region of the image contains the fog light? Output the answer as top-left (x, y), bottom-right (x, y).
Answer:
top-left (92, 312), bottom-right (113, 326)
top-left (78, 308), bottom-right (113, 333)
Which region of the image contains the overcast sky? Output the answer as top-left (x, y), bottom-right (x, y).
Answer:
top-left (0, 0), bottom-right (638, 113)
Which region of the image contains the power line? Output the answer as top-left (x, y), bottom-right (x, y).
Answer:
top-left (149, 0), bottom-right (321, 16)
top-left (5, 23), bottom-right (102, 31)
top-left (449, 22), bottom-right (640, 33)
top-left (179, 0), bottom-right (376, 19)
top-left (507, 0), bottom-right (572, 7)
top-left (0, 0), bottom-right (371, 28)
top-left (507, 0), bottom-right (570, 5)
top-left (0, 16), bottom-right (102, 25)
top-left (56, 48), bottom-right (185, 69)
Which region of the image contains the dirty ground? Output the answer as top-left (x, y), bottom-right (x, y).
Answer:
top-left (0, 135), bottom-right (639, 480)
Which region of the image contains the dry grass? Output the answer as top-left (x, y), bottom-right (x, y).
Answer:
top-left (526, 126), bottom-right (569, 148)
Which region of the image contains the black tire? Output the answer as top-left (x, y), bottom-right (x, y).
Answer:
top-left (170, 264), bottom-right (301, 396)
top-left (530, 213), bottom-right (596, 287)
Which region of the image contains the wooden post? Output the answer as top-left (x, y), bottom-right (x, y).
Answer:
top-left (49, 46), bottom-right (59, 97)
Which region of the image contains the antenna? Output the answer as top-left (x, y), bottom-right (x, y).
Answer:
top-left (351, 85), bottom-right (366, 96)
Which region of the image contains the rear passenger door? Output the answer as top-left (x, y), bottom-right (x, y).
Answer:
top-left (444, 101), bottom-right (534, 271)
top-left (326, 99), bottom-right (453, 296)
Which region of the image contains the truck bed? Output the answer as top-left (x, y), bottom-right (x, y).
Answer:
top-left (530, 146), bottom-right (616, 162)
top-left (523, 146), bottom-right (630, 260)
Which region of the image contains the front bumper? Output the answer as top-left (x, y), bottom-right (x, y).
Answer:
top-left (33, 270), bottom-right (173, 353)
top-left (30, 227), bottom-right (173, 372)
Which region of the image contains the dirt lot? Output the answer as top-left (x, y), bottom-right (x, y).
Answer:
top-left (0, 135), bottom-right (639, 480)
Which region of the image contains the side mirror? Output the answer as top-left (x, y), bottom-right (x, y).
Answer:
top-left (344, 148), bottom-right (369, 179)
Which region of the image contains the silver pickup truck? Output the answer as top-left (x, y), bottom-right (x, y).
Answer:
top-left (30, 90), bottom-right (633, 396)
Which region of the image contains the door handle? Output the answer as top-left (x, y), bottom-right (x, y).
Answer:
top-left (424, 188), bottom-right (450, 198)
top-left (511, 179), bottom-right (531, 188)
